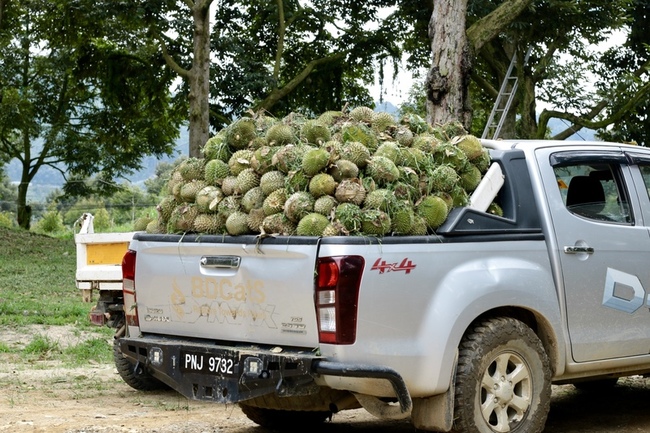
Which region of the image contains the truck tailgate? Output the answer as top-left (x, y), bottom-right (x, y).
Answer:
top-left (132, 234), bottom-right (321, 348)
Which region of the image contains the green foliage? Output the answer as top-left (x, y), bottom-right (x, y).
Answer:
top-left (62, 337), bottom-right (113, 366)
top-left (93, 208), bottom-right (111, 231)
top-left (33, 209), bottom-right (66, 234)
top-left (23, 335), bottom-right (61, 356)
top-left (0, 212), bottom-right (15, 229)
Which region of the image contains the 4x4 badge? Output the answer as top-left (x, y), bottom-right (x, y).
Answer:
top-left (371, 258), bottom-right (417, 274)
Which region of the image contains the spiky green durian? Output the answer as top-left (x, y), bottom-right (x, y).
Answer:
top-left (228, 149), bottom-right (255, 176)
top-left (453, 135), bottom-right (484, 161)
top-left (488, 202), bottom-right (504, 217)
top-left (317, 110), bottom-right (343, 126)
top-left (314, 195), bottom-right (338, 216)
top-left (134, 217), bottom-right (153, 232)
top-left (178, 157), bottom-right (206, 181)
top-left (285, 169), bottom-right (310, 193)
top-left (247, 208), bottom-right (266, 233)
top-left (474, 149), bottom-right (492, 173)
top-left (349, 106), bottom-right (375, 123)
top-left (392, 181), bottom-right (419, 202)
top-left (157, 196), bottom-right (177, 224)
top-left (241, 187), bottom-right (266, 213)
top-left (450, 184), bottom-right (469, 207)
top-left (251, 146), bottom-right (278, 174)
top-left (225, 118), bottom-right (256, 149)
top-left (262, 213), bottom-right (296, 235)
top-left (367, 156), bottom-right (400, 184)
top-left (180, 180), bottom-right (207, 203)
top-left (322, 223), bottom-right (343, 237)
top-left (221, 176), bottom-right (238, 196)
top-left (203, 133), bottom-right (231, 162)
top-left (340, 142), bottom-right (371, 168)
top-left (168, 204), bottom-right (199, 233)
top-left (301, 120), bottom-right (331, 145)
top-left (236, 168), bottom-right (260, 195)
top-left (301, 147), bottom-right (331, 176)
top-left (195, 185), bottom-right (223, 213)
top-left (171, 181), bottom-right (184, 202)
top-left (193, 213), bottom-right (225, 234)
top-left (431, 165), bottom-right (460, 193)
top-left (342, 123), bottom-right (378, 151)
top-left (399, 148), bottom-right (429, 170)
top-left (408, 215), bottom-right (428, 236)
top-left (334, 203), bottom-right (363, 233)
top-left (297, 213), bottom-right (330, 236)
top-left (372, 111), bottom-right (396, 133)
top-left (328, 159), bottom-right (359, 182)
top-left (204, 159), bottom-right (230, 186)
top-left (416, 196), bottom-right (448, 230)
top-left (284, 191), bottom-right (315, 222)
top-left (265, 123), bottom-right (296, 145)
top-left (309, 173), bottom-right (337, 198)
top-left (145, 219), bottom-right (164, 234)
top-left (374, 142), bottom-right (401, 163)
top-left (272, 144), bottom-right (302, 173)
top-left (390, 205), bottom-right (415, 235)
top-left (412, 133), bottom-right (441, 154)
top-left (260, 171), bottom-right (286, 195)
top-left (335, 178), bottom-right (366, 205)
top-left (363, 188), bottom-right (396, 212)
top-left (217, 196), bottom-right (241, 219)
top-left (459, 164), bottom-right (482, 192)
top-left (166, 170), bottom-right (184, 196)
top-left (254, 113), bottom-right (280, 136)
top-left (442, 120), bottom-right (467, 139)
top-left (433, 142), bottom-right (469, 172)
top-left (361, 209), bottom-right (391, 236)
top-left (225, 211), bottom-right (250, 235)
top-left (262, 188), bottom-right (287, 216)
top-left (394, 125), bottom-right (414, 147)
top-left (400, 113), bottom-right (430, 135)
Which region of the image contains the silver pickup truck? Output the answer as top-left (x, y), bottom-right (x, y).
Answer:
top-left (113, 139), bottom-right (650, 433)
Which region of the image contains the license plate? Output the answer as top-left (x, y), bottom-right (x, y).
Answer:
top-left (179, 350), bottom-right (238, 377)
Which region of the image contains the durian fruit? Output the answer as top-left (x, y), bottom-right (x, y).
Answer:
top-left (266, 123), bottom-right (296, 146)
top-left (314, 195), bottom-right (338, 216)
top-left (322, 222), bottom-right (343, 236)
top-left (145, 219), bottom-right (164, 234)
top-left (247, 208), bottom-right (266, 233)
top-left (334, 203), bottom-right (363, 233)
top-left (195, 186), bottom-right (223, 213)
top-left (309, 173), bottom-right (337, 198)
top-left (166, 170), bottom-right (184, 196)
top-left (349, 106), bottom-right (375, 123)
top-left (236, 168), bottom-right (260, 195)
top-left (342, 123), bottom-right (378, 152)
top-left (157, 196), bottom-right (177, 225)
top-left (178, 157), bottom-right (206, 181)
top-left (241, 187), bottom-right (265, 213)
top-left (221, 176), bottom-right (238, 196)
top-left (194, 213), bottom-right (225, 234)
top-left (488, 202), bottom-right (504, 217)
top-left (260, 171), bottom-right (286, 195)
top-left (400, 113), bottom-right (430, 135)
top-left (340, 142), bottom-right (371, 168)
top-left (217, 196), bottom-right (241, 220)
top-left (329, 159), bottom-right (359, 182)
top-left (263, 189), bottom-right (287, 216)
top-left (372, 111), bottom-right (396, 133)
top-left (317, 110), bottom-right (343, 126)
top-left (400, 148), bottom-right (429, 170)
top-left (408, 215), bottom-right (429, 236)
top-left (180, 180), bottom-right (207, 203)
top-left (251, 146), bottom-right (277, 174)
top-left (474, 149), bottom-right (492, 173)
top-left (284, 191), bottom-right (315, 222)
top-left (168, 204), bottom-right (199, 233)
top-left (361, 210), bottom-right (391, 236)
top-left (459, 164), bottom-right (482, 192)
top-left (335, 178), bottom-right (366, 205)
top-left (301, 120), bottom-right (331, 145)
top-left (204, 159), bottom-right (230, 186)
top-left (367, 156), bottom-right (400, 184)
top-left (228, 149), bottom-right (255, 176)
top-left (390, 204), bottom-right (415, 235)
top-left (301, 147), bottom-right (331, 176)
top-left (225, 118), bottom-right (257, 149)
top-left (285, 169), bottom-right (310, 193)
top-left (226, 211), bottom-right (250, 235)
top-left (416, 196), bottom-right (448, 230)
top-left (272, 144), bottom-right (302, 173)
top-left (374, 142), bottom-right (401, 163)
top-left (430, 165), bottom-right (460, 193)
top-left (134, 217), bottom-right (153, 231)
top-left (433, 142), bottom-right (469, 172)
top-left (394, 125), bottom-right (414, 147)
top-left (203, 133), bottom-right (231, 162)
top-left (262, 213), bottom-right (296, 235)
top-left (297, 213), bottom-right (330, 236)
top-left (454, 135), bottom-right (484, 161)
top-left (450, 185), bottom-right (469, 207)
top-left (364, 188), bottom-right (396, 212)
top-left (442, 120), bottom-right (467, 139)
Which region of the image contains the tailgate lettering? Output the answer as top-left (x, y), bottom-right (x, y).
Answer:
top-left (191, 277), bottom-right (266, 303)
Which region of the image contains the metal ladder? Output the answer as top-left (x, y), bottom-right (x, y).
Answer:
top-left (481, 48), bottom-right (531, 139)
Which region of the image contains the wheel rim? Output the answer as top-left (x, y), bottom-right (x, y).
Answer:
top-left (479, 351), bottom-right (532, 432)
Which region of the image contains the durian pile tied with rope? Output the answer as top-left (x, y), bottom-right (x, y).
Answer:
top-left (146, 107), bottom-right (496, 237)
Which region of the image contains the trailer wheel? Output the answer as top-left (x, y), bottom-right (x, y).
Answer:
top-left (452, 317), bottom-right (551, 433)
top-left (239, 404), bottom-right (331, 429)
top-left (113, 338), bottom-right (167, 391)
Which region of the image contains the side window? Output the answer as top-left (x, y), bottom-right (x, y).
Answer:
top-left (554, 163), bottom-right (631, 223)
top-left (639, 165), bottom-right (650, 199)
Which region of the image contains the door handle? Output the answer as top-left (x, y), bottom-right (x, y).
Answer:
top-left (564, 246), bottom-right (595, 254)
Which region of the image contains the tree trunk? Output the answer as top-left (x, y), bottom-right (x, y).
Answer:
top-left (187, 1), bottom-right (211, 158)
top-left (426, 0), bottom-right (472, 129)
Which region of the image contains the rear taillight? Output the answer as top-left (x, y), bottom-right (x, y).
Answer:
top-left (122, 249), bottom-right (139, 327)
top-left (315, 256), bottom-right (364, 345)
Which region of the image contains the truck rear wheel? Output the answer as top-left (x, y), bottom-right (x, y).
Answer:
top-left (239, 404), bottom-right (331, 429)
top-left (452, 317), bottom-right (551, 433)
top-left (113, 338), bottom-right (167, 391)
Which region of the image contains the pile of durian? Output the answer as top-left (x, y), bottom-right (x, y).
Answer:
top-left (137, 107), bottom-right (494, 237)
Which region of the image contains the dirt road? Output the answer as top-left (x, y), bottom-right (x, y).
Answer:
top-left (2, 326), bottom-right (650, 433)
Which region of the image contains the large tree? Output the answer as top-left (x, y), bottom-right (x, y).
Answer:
top-left (0, 0), bottom-right (183, 228)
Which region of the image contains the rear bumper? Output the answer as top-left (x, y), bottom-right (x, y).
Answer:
top-left (118, 336), bottom-right (411, 414)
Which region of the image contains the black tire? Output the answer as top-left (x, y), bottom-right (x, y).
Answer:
top-left (452, 317), bottom-right (551, 433)
top-left (573, 378), bottom-right (618, 392)
top-left (239, 403), bottom-right (331, 430)
top-left (113, 338), bottom-right (167, 391)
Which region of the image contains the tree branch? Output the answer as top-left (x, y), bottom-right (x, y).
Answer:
top-left (466, 0), bottom-right (534, 52)
top-left (273, 0), bottom-right (285, 86)
top-left (157, 34), bottom-right (190, 79)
